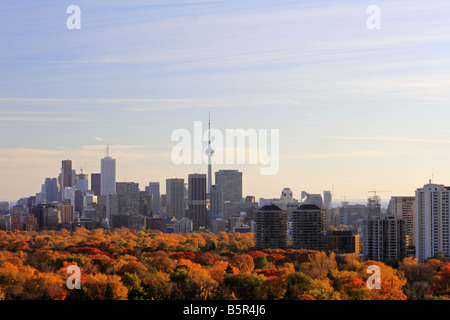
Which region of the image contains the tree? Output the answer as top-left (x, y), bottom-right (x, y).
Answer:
top-left (254, 255), bottom-right (269, 270)
top-left (83, 273), bottom-right (128, 300)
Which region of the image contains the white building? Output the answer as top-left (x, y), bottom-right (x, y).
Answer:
top-left (415, 182), bottom-right (450, 262)
top-left (101, 146), bottom-right (116, 196)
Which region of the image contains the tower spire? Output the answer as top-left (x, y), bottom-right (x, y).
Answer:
top-left (106, 144), bottom-right (110, 158)
top-left (206, 111), bottom-right (213, 195)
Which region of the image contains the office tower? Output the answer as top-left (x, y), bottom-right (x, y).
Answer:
top-left (63, 187), bottom-right (76, 206)
top-left (146, 182), bottom-right (160, 213)
top-left (415, 182), bottom-right (450, 262)
top-left (303, 193), bottom-right (324, 209)
top-left (166, 179), bottom-right (185, 219)
top-left (362, 214), bottom-right (407, 261)
top-left (61, 160), bottom-right (72, 200)
top-left (292, 204), bottom-right (326, 251)
top-left (76, 172), bottom-right (89, 192)
top-left (215, 170), bottom-right (242, 203)
top-left (388, 196), bottom-right (416, 247)
top-left (187, 174), bottom-right (208, 230)
top-left (323, 190), bottom-right (333, 227)
top-left (323, 191), bottom-right (332, 210)
top-left (254, 204), bottom-right (287, 250)
top-left (101, 145), bottom-right (116, 196)
top-left (44, 177), bottom-right (59, 203)
top-left (91, 173), bottom-right (101, 196)
top-left (210, 185), bottom-right (223, 220)
top-left (116, 182), bottom-right (140, 215)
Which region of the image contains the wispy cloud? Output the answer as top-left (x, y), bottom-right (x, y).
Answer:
top-left (282, 150), bottom-right (386, 160)
top-left (323, 136), bottom-right (450, 144)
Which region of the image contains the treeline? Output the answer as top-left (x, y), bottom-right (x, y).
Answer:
top-left (0, 228), bottom-right (448, 300)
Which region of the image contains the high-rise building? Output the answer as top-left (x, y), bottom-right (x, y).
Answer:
top-left (76, 173), bottom-right (89, 192)
top-left (215, 170), bottom-right (242, 203)
top-left (44, 177), bottom-right (59, 203)
top-left (146, 182), bottom-right (160, 213)
top-left (91, 173), bottom-right (101, 196)
top-left (101, 146), bottom-right (116, 196)
top-left (415, 182), bottom-right (450, 262)
top-left (388, 196), bottom-right (416, 248)
top-left (303, 193), bottom-right (324, 209)
top-left (61, 160), bottom-right (72, 200)
top-left (291, 204), bottom-right (326, 251)
top-left (166, 179), bottom-right (185, 219)
top-left (362, 214), bottom-right (407, 261)
top-left (210, 185), bottom-right (223, 221)
top-left (323, 191), bottom-right (332, 210)
top-left (254, 204), bottom-right (287, 250)
top-left (187, 174), bottom-right (208, 230)
top-left (116, 182), bottom-right (140, 215)
top-left (326, 230), bottom-right (360, 254)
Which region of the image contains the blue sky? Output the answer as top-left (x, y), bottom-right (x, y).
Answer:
top-left (1, 0), bottom-right (450, 203)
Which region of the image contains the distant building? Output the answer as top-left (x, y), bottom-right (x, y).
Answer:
top-left (291, 204), bottom-right (326, 251)
top-left (101, 147), bottom-right (116, 196)
top-left (166, 178), bottom-right (185, 219)
top-left (212, 219), bottom-right (226, 234)
top-left (210, 185), bottom-right (223, 220)
top-left (254, 204), bottom-right (287, 250)
top-left (326, 230), bottom-right (360, 254)
top-left (146, 182), bottom-right (160, 213)
top-left (362, 214), bottom-right (407, 262)
top-left (91, 173), bottom-right (101, 196)
top-left (61, 160), bottom-right (73, 200)
top-left (76, 173), bottom-right (89, 192)
top-left (187, 174), bottom-right (208, 230)
top-left (388, 196), bottom-right (415, 248)
top-left (415, 182), bottom-right (450, 262)
top-left (116, 182), bottom-right (140, 215)
top-left (215, 170), bottom-right (242, 203)
top-left (174, 217), bottom-right (193, 234)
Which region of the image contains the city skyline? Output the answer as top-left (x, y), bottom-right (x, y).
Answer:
top-left (2, 0), bottom-right (450, 202)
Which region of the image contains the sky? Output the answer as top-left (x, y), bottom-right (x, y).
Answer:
top-left (1, 0), bottom-right (450, 204)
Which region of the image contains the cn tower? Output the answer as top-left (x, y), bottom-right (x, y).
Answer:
top-left (205, 112), bottom-right (214, 196)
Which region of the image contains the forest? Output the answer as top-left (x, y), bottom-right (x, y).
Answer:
top-left (0, 227), bottom-right (449, 300)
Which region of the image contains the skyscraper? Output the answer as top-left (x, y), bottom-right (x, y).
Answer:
top-left (415, 182), bottom-right (450, 262)
top-left (146, 182), bottom-right (160, 213)
top-left (116, 182), bottom-right (139, 215)
top-left (101, 145), bottom-right (116, 196)
top-left (44, 177), bottom-right (59, 203)
top-left (91, 173), bottom-right (101, 196)
top-left (166, 178), bottom-right (185, 219)
top-left (187, 173), bottom-right (208, 230)
top-left (254, 204), bottom-right (287, 250)
top-left (210, 185), bottom-right (223, 221)
top-left (61, 160), bottom-right (72, 200)
top-left (292, 204), bottom-right (326, 251)
top-left (215, 170), bottom-right (242, 203)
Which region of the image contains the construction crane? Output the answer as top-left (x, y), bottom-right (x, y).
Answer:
top-left (80, 161), bottom-right (87, 174)
top-left (368, 190), bottom-right (391, 198)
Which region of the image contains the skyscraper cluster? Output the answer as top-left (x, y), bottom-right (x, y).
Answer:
top-left (0, 142), bottom-right (448, 264)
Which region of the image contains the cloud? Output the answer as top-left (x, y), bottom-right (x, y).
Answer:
top-left (281, 150), bottom-right (386, 160)
top-left (322, 136), bottom-right (450, 144)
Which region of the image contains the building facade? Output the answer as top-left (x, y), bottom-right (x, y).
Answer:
top-left (291, 204), bottom-right (326, 251)
top-left (415, 182), bottom-right (450, 262)
top-left (254, 204), bottom-right (287, 250)
top-left (166, 178), bottom-right (185, 219)
top-left (362, 214), bottom-right (407, 261)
